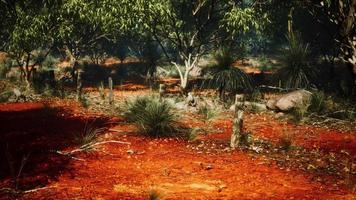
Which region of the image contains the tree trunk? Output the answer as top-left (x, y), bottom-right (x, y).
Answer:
top-left (340, 0), bottom-right (356, 95)
top-left (172, 53), bottom-right (198, 94)
top-left (230, 108), bottom-right (244, 148)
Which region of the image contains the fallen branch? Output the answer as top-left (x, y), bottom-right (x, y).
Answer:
top-left (54, 140), bottom-right (131, 160)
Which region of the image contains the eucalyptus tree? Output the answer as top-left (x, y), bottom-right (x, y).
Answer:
top-left (0, 0), bottom-right (62, 87)
top-left (59, 0), bottom-right (109, 70)
top-left (124, 0), bottom-right (268, 93)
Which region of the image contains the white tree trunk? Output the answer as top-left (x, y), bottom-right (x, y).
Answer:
top-left (171, 53), bottom-right (198, 91)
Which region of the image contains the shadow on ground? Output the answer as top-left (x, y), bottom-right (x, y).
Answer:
top-left (0, 103), bottom-right (110, 191)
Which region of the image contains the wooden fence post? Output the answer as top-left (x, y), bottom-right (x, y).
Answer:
top-left (230, 107), bottom-right (244, 148)
top-left (76, 69), bottom-right (83, 101)
top-left (108, 77), bottom-right (113, 104)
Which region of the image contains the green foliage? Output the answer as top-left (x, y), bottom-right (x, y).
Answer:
top-left (41, 54), bottom-right (59, 70)
top-left (245, 89), bottom-right (263, 102)
top-left (278, 132), bottom-right (293, 151)
top-left (0, 58), bottom-right (12, 79)
top-left (205, 48), bottom-right (252, 99)
top-left (124, 96), bottom-right (176, 137)
top-left (291, 101), bottom-right (310, 123)
top-left (75, 121), bottom-right (105, 150)
top-left (197, 104), bottom-right (219, 121)
top-left (308, 91), bottom-right (326, 114)
top-left (222, 6), bottom-right (269, 38)
top-left (148, 190), bottom-right (162, 200)
top-left (275, 34), bottom-right (316, 89)
top-left (239, 132), bottom-right (253, 147)
top-left (0, 90), bottom-right (13, 103)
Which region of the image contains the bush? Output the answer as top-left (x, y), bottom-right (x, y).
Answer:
top-left (278, 132), bottom-right (293, 151)
top-left (124, 96), bottom-right (176, 137)
top-left (291, 101), bottom-right (310, 123)
top-left (275, 34), bottom-right (316, 89)
top-left (308, 91), bottom-right (326, 114)
top-left (203, 48), bottom-right (252, 100)
top-left (197, 104), bottom-right (219, 121)
top-left (0, 58), bottom-right (12, 79)
top-left (0, 90), bottom-right (13, 103)
top-left (74, 121), bottom-right (105, 149)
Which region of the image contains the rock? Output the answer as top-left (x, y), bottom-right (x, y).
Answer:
top-left (174, 101), bottom-right (187, 110)
top-left (266, 99), bottom-right (278, 110)
top-left (275, 112), bottom-right (285, 118)
top-left (275, 89), bottom-right (312, 111)
top-left (186, 92), bottom-right (197, 107)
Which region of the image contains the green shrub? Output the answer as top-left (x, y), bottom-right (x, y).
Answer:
top-left (239, 132), bottom-right (253, 147)
top-left (291, 101), bottom-right (310, 123)
top-left (124, 96), bottom-right (176, 137)
top-left (278, 131), bottom-right (293, 151)
top-left (275, 34), bottom-right (316, 89)
top-left (41, 54), bottom-right (58, 70)
top-left (197, 104), bottom-right (219, 121)
top-left (74, 121), bottom-right (105, 150)
top-left (148, 190), bottom-right (162, 200)
top-left (308, 91), bottom-right (326, 114)
top-left (0, 59), bottom-right (12, 79)
top-left (0, 90), bottom-right (13, 103)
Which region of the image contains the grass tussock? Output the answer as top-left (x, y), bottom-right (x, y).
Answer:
top-left (124, 96), bottom-right (177, 138)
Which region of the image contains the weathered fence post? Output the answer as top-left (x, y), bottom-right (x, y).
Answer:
top-left (230, 107), bottom-right (244, 148)
top-left (108, 77), bottom-right (113, 104)
top-left (76, 69), bottom-right (83, 101)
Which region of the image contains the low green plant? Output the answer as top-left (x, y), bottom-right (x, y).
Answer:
top-left (245, 89), bottom-right (263, 102)
top-left (148, 190), bottom-right (162, 200)
top-left (187, 127), bottom-right (201, 141)
top-left (0, 90), bottom-right (13, 103)
top-left (239, 132), bottom-right (253, 147)
top-left (0, 59), bottom-right (12, 79)
top-left (79, 95), bottom-right (90, 109)
top-left (275, 33), bottom-right (316, 89)
top-left (291, 101), bottom-right (310, 123)
top-left (124, 96), bottom-right (176, 137)
top-left (308, 91), bottom-right (326, 114)
top-left (278, 131), bottom-right (293, 151)
top-left (74, 121), bottom-right (105, 150)
top-left (197, 104), bottom-right (219, 121)
top-left (250, 103), bottom-right (262, 114)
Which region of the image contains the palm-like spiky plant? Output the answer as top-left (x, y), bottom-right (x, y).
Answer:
top-left (275, 34), bottom-right (316, 89)
top-left (204, 47), bottom-right (252, 100)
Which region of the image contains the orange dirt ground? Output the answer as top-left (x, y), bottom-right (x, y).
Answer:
top-left (0, 95), bottom-right (355, 199)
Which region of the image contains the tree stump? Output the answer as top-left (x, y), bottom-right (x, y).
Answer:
top-left (108, 77), bottom-right (114, 104)
top-left (230, 108), bottom-right (244, 148)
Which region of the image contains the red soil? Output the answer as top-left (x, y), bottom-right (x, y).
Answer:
top-left (0, 102), bottom-right (355, 199)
